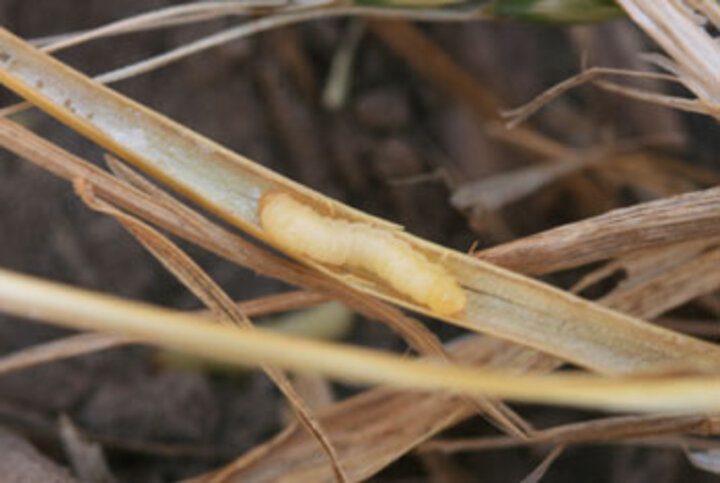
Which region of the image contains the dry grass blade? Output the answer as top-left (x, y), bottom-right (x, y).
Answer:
top-left (451, 156), bottom-right (604, 212)
top-left (0, 118), bottom-right (527, 438)
top-left (501, 67), bottom-right (680, 128)
top-left (322, 19), bottom-right (365, 110)
top-left (477, 186), bottom-right (720, 275)
top-left (206, 213), bottom-right (720, 482)
top-left (8, 26), bottom-right (720, 476)
top-left (1, 1), bottom-right (288, 117)
top-left (0, 332), bottom-right (130, 376)
top-left (0, 6), bottom-right (487, 118)
top-left (0, 117), bottom-right (448, 360)
top-left (421, 414), bottom-right (714, 453)
top-left (58, 415), bottom-right (116, 483)
top-left (201, 337), bottom-right (555, 483)
top-left (101, 160), bottom-right (499, 398)
top-left (4, 21), bottom-right (720, 480)
top-left (599, 245), bottom-right (720, 319)
top-left (569, 239), bottom-right (714, 294)
top-left (452, 132), bottom-right (682, 214)
top-left (7, 268), bottom-right (720, 414)
top-left (103, 160), bottom-right (528, 438)
top-left (87, 6), bottom-right (488, 105)
top-left (505, 0), bottom-right (720, 125)
top-left (31, 2), bottom-right (487, 58)
top-left (33, 1), bottom-right (285, 53)
top-left (3, 29), bottom-right (720, 378)
top-left (73, 179), bottom-right (350, 483)
top-left (50, 6), bottom-right (488, 86)
top-left (616, 0), bottom-right (720, 117)
top-left (92, 9), bottom-right (349, 85)
top-left (208, 290), bottom-right (330, 317)
top-left (593, 79), bottom-right (715, 116)
top-left (0, 290), bottom-right (328, 376)
top-left (521, 445), bottom-right (565, 483)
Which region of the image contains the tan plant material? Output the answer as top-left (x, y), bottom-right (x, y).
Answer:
top-left (107, 160), bottom-right (531, 439)
top-left (0, 117), bottom-right (448, 360)
top-left (108, 153), bottom-right (526, 437)
top-left (4, 30), bottom-right (720, 480)
top-left (504, 0), bottom-right (720, 126)
top-left (2, 207), bottom-right (716, 481)
top-left (204, 222), bottom-right (720, 482)
top-left (196, 338), bottom-right (552, 482)
top-left (0, 289), bottom-right (330, 374)
top-left (451, 155), bottom-right (604, 213)
top-left (1, 21), bottom-right (720, 483)
top-left (0, 5), bottom-right (487, 119)
top-left (477, 187), bottom-right (720, 275)
top-left (599, 245), bottom-right (720, 319)
top-left (421, 414), bottom-right (715, 453)
top-left (9, 269), bottom-right (720, 413)
top-left (0, 118), bottom-right (526, 439)
top-left (0, 5), bottom-right (490, 122)
top-left (3, 30), bottom-right (719, 379)
top-left (73, 180), bottom-right (349, 483)
top-left (31, 1), bottom-right (287, 52)
top-left (58, 414), bottom-right (116, 483)
top-left (501, 67), bottom-right (679, 128)
top-left (521, 445), bottom-right (565, 483)
top-left (322, 20), bottom-right (365, 110)
top-left (450, 133), bottom-right (679, 214)
top-left (570, 239), bottom-right (714, 294)
top-left (0, 332), bottom-right (130, 377)
top-left (0, 290), bottom-right (328, 375)
top-left (614, 0), bottom-right (720, 117)
top-left (596, 152), bottom-right (720, 199)
top-left (287, 373), bottom-right (336, 411)
top-left (367, 19), bottom-right (640, 232)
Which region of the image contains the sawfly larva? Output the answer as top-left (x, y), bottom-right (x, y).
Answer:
top-left (259, 192), bottom-right (466, 316)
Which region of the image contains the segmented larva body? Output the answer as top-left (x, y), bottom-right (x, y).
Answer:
top-left (259, 192), bottom-right (466, 316)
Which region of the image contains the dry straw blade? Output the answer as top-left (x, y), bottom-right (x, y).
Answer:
top-left (477, 187), bottom-right (720, 274)
top-left (4, 267), bottom-right (720, 414)
top-left (615, 0), bottom-right (720, 117)
top-left (210, 230), bottom-right (720, 481)
top-left (2, 27), bottom-right (720, 376)
top-left (0, 291), bottom-right (328, 376)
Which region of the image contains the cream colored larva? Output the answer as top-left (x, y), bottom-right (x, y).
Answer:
top-left (259, 192), bottom-right (467, 316)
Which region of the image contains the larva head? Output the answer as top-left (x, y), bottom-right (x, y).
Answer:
top-left (427, 276), bottom-right (466, 316)
top-left (258, 191), bottom-right (292, 220)
top-left (259, 191), bottom-right (304, 248)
